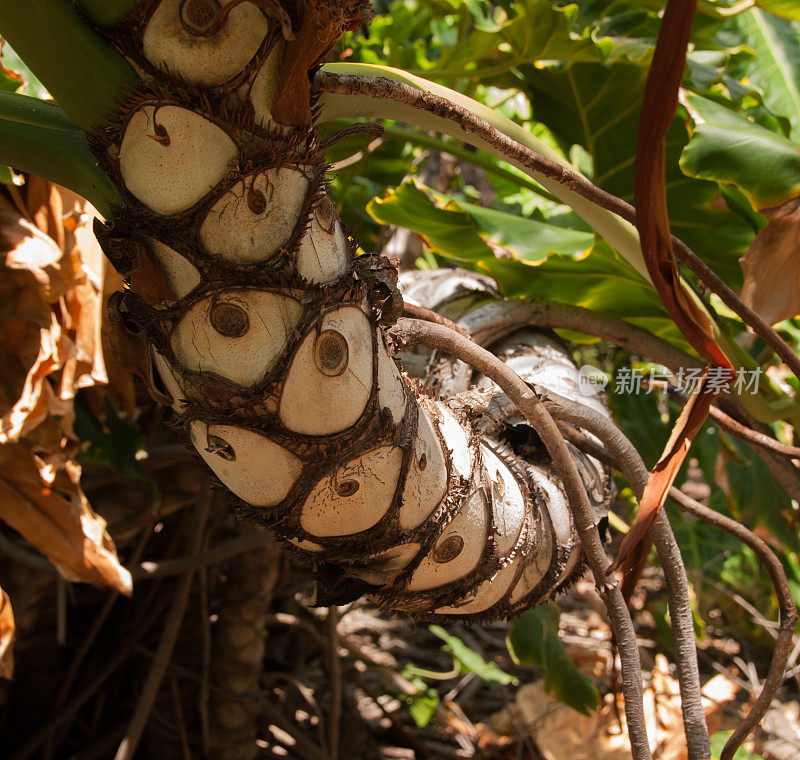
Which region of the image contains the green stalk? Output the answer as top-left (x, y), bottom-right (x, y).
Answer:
top-left (74, 0), bottom-right (138, 26)
top-left (0, 0), bottom-right (138, 131)
top-left (0, 91), bottom-right (120, 215)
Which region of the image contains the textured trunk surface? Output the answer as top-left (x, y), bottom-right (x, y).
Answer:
top-left (89, 0), bottom-right (609, 620)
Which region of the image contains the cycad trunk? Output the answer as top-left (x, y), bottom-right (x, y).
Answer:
top-left (85, 0), bottom-right (607, 619)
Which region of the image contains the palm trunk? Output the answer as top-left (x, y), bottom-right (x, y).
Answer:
top-left (75, 0), bottom-right (607, 620)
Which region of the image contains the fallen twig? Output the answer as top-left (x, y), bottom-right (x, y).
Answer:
top-left (114, 484), bottom-right (214, 760)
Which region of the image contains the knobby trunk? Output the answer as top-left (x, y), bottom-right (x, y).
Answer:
top-left (88, 0), bottom-right (609, 619)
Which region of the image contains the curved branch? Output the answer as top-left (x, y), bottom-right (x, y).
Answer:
top-left (542, 395), bottom-right (710, 760)
top-left (552, 401), bottom-right (797, 760)
top-left (389, 317), bottom-right (653, 760)
top-left (314, 71), bottom-right (800, 386)
top-left (667, 489), bottom-right (798, 760)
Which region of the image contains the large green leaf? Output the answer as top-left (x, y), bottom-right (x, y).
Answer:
top-left (516, 61), bottom-right (756, 287)
top-left (730, 9), bottom-right (800, 141)
top-left (368, 178), bottom-right (693, 347)
top-left (507, 605), bottom-right (599, 715)
top-left (681, 93), bottom-right (800, 211)
top-left (755, 1), bottom-right (800, 23)
top-left (368, 178), bottom-right (594, 261)
top-left (0, 0), bottom-right (137, 131)
top-left (318, 61), bottom-right (649, 281)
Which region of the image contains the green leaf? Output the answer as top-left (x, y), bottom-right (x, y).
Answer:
top-left (74, 0), bottom-right (138, 27)
top-left (0, 91), bottom-right (120, 215)
top-left (517, 61), bottom-right (755, 287)
top-left (0, 0), bottom-right (138, 131)
top-left (681, 93), bottom-right (800, 211)
top-left (405, 687), bottom-right (440, 728)
top-left (428, 625), bottom-right (516, 686)
top-left (730, 9), bottom-right (800, 141)
top-left (73, 397), bottom-right (157, 501)
top-left (709, 730), bottom-right (759, 759)
top-left (1, 42), bottom-right (47, 99)
top-left (368, 178), bottom-right (594, 262)
top-left (755, 0), bottom-right (800, 23)
top-left (318, 62), bottom-right (649, 282)
top-left (418, 0), bottom-right (644, 79)
top-left (507, 605), bottom-right (599, 715)
top-left (367, 178), bottom-right (692, 348)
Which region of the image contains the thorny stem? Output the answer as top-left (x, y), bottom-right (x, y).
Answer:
top-left (390, 317), bottom-right (653, 760)
top-left (314, 72), bottom-right (800, 386)
top-left (667, 488), bottom-right (798, 760)
top-left (544, 395), bottom-right (710, 760)
top-left (114, 484), bottom-right (213, 760)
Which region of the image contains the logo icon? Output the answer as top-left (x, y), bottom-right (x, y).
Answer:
top-left (578, 365), bottom-right (609, 397)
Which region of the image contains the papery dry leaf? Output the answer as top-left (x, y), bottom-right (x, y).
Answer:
top-left (0, 209), bottom-right (75, 442)
top-left (272, 0), bottom-right (371, 126)
top-left (613, 369), bottom-right (732, 572)
top-left (0, 585), bottom-right (14, 680)
top-left (740, 197), bottom-right (800, 326)
top-left (0, 177), bottom-right (129, 594)
top-left (491, 654), bottom-right (742, 760)
top-left (0, 439), bottom-right (131, 594)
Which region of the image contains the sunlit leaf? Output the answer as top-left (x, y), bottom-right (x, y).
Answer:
top-left (507, 605), bottom-right (599, 715)
top-left (681, 93), bottom-right (800, 211)
top-left (429, 625), bottom-right (516, 685)
top-left (0, 439), bottom-right (131, 593)
top-left (730, 8), bottom-right (800, 141)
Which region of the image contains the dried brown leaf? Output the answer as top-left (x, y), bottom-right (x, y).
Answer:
top-left (0, 177), bottom-right (129, 593)
top-left (493, 655), bottom-right (742, 760)
top-left (0, 585), bottom-right (13, 680)
top-left (0, 439), bottom-right (131, 594)
top-left (740, 197), bottom-right (800, 326)
top-left (273, 0), bottom-right (371, 126)
top-left (612, 369), bottom-right (732, 572)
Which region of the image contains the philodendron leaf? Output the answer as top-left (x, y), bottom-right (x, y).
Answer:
top-left (428, 625), bottom-right (516, 686)
top-left (0, 92), bottom-right (120, 215)
top-left (681, 93), bottom-right (800, 211)
top-left (368, 179), bottom-right (594, 263)
top-left (367, 179), bottom-right (691, 345)
top-left (507, 604), bottom-right (599, 715)
top-left (730, 8), bottom-right (800, 141)
top-left (317, 62), bottom-right (648, 281)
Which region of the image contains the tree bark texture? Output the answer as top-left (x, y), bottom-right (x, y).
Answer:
top-left (86, 0), bottom-right (609, 620)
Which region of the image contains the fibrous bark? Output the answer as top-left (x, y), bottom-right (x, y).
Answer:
top-left (86, 0), bottom-right (608, 620)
